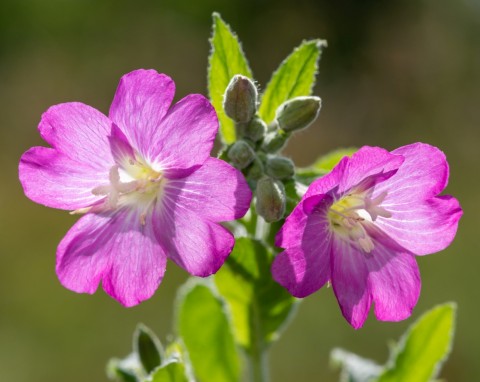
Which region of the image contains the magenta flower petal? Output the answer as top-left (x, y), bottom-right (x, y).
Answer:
top-left (377, 143), bottom-right (449, 200)
top-left (109, 69), bottom-right (175, 155)
top-left (21, 70), bottom-right (252, 306)
top-left (147, 94), bottom-right (218, 176)
top-left (272, 143), bottom-right (462, 328)
top-left (375, 195), bottom-right (462, 255)
top-left (101, 211), bottom-right (167, 307)
top-left (331, 237), bottom-right (372, 329)
top-left (166, 158), bottom-right (252, 222)
top-left (57, 209), bottom-right (166, 307)
top-left (337, 146), bottom-right (404, 194)
top-left (56, 213), bottom-right (112, 295)
top-left (153, 201), bottom-right (234, 277)
top-left (38, 102), bottom-right (115, 170)
top-left (374, 143), bottom-right (462, 254)
top-left (305, 157), bottom-right (348, 197)
top-left (366, 245), bottom-right (420, 322)
top-left (272, 195), bottom-right (332, 297)
top-left (19, 147), bottom-right (107, 209)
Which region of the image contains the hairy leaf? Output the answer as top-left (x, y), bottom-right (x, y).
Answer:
top-left (259, 39), bottom-right (326, 123)
top-left (208, 13), bottom-right (253, 144)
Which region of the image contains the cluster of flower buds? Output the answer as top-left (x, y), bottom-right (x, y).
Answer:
top-left (223, 75), bottom-right (321, 222)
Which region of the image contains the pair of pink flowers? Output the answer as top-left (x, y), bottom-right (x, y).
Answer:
top-left (19, 70), bottom-right (462, 328)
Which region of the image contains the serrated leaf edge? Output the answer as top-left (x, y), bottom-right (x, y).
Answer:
top-left (259, 39), bottom-right (327, 122)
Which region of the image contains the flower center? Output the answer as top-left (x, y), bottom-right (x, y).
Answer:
top-left (327, 191), bottom-right (391, 253)
top-left (71, 155), bottom-right (164, 224)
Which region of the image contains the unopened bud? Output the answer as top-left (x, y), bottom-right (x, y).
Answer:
top-left (255, 176), bottom-right (286, 222)
top-left (261, 130), bottom-right (289, 153)
top-left (223, 75), bottom-right (258, 123)
top-left (228, 140), bottom-right (256, 169)
top-left (266, 156), bottom-right (295, 180)
top-left (275, 96), bottom-right (321, 133)
top-left (245, 116), bottom-right (267, 142)
top-left (245, 157), bottom-right (264, 189)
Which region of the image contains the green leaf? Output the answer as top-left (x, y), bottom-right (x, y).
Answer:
top-left (258, 39), bottom-right (326, 123)
top-left (378, 303), bottom-right (456, 382)
top-left (296, 148), bottom-right (357, 186)
top-left (214, 237), bottom-right (296, 353)
top-left (106, 355), bottom-right (141, 382)
top-left (208, 13), bottom-right (253, 144)
top-left (176, 280), bottom-right (240, 382)
top-left (330, 348), bottom-right (383, 382)
top-left (134, 324), bottom-right (164, 374)
top-left (312, 147), bottom-right (357, 172)
top-left (148, 361), bottom-right (188, 382)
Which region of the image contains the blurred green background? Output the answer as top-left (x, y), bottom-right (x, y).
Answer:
top-left (1, 0), bottom-right (478, 381)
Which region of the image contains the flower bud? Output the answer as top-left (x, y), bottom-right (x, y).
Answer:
top-left (245, 116), bottom-right (267, 142)
top-left (261, 130), bottom-right (289, 153)
top-left (228, 140), bottom-right (256, 169)
top-left (275, 96), bottom-right (321, 133)
top-left (266, 156), bottom-right (295, 180)
top-left (223, 75), bottom-right (258, 123)
top-left (245, 157), bottom-right (264, 189)
top-left (255, 176), bottom-right (286, 222)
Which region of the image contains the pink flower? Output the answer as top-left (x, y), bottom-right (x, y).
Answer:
top-left (19, 69), bottom-right (252, 307)
top-left (272, 144), bottom-right (462, 328)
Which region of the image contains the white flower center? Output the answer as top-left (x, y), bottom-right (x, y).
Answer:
top-left (71, 155), bottom-right (164, 224)
top-left (328, 191), bottom-right (391, 254)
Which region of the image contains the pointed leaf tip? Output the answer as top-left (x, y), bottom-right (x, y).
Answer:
top-left (208, 13), bottom-right (253, 144)
top-left (259, 38), bottom-right (326, 123)
top-left (134, 324), bottom-right (164, 374)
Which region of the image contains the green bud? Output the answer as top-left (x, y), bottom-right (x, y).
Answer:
top-left (223, 75), bottom-right (258, 123)
top-left (245, 157), bottom-right (264, 187)
top-left (275, 96), bottom-right (321, 132)
top-left (245, 116), bottom-right (267, 142)
top-left (261, 130), bottom-right (290, 153)
top-left (228, 140), bottom-right (256, 169)
top-left (266, 156), bottom-right (295, 180)
top-left (255, 176), bottom-right (286, 222)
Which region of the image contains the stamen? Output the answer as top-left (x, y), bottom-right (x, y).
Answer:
top-left (358, 237), bottom-right (374, 253)
top-left (76, 158), bottom-right (164, 217)
top-left (140, 212), bottom-right (147, 226)
top-left (329, 208), bottom-right (351, 220)
top-left (328, 190), bottom-right (392, 255)
top-left (70, 206), bottom-right (92, 215)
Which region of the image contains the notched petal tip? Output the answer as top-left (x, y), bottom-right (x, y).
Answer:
top-left (118, 69), bottom-right (175, 89)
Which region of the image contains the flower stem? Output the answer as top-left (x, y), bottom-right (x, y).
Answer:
top-left (249, 298), bottom-right (269, 382)
top-left (255, 214), bottom-right (270, 243)
top-left (249, 346), bottom-right (268, 382)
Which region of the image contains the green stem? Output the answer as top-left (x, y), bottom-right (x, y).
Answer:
top-left (249, 346), bottom-right (268, 382)
top-left (254, 214), bottom-right (270, 243)
top-left (249, 299), bottom-right (269, 382)
top-left (249, 213), bottom-right (270, 382)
